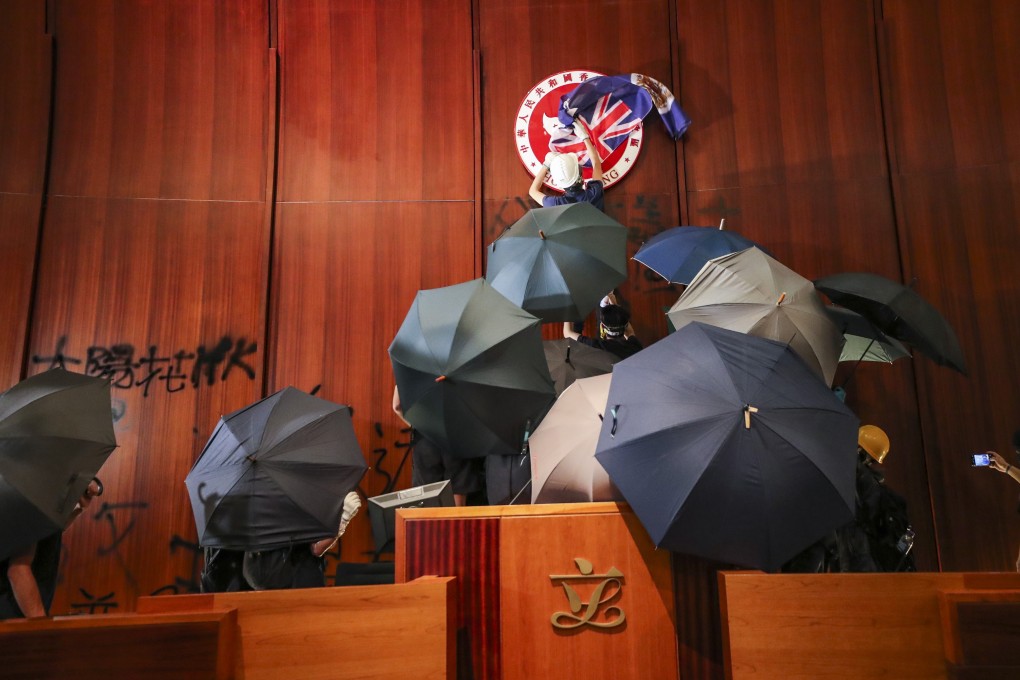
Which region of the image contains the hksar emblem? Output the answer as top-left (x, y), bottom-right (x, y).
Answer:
top-left (515, 70), bottom-right (644, 192)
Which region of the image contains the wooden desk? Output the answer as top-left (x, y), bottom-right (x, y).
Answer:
top-left (0, 609), bottom-right (236, 680)
top-left (718, 571), bottom-right (1020, 680)
top-left (138, 576), bottom-right (456, 680)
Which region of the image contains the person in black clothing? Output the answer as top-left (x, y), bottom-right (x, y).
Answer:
top-left (782, 425), bottom-right (915, 573)
top-left (562, 303), bottom-right (643, 361)
top-left (1, 478), bottom-right (103, 619)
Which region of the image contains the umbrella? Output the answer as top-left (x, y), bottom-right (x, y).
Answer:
top-left (185, 387), bottom-right (367, 551)
top-left (633, 221), bottom-right (761, 285)
top-left (667, 247), bottom-right (844, 386)
top-left (814, 272), bottom-right (966, 374)
top-left (594, 323), bottom-right (859, 571)
top-left (0, 369), bottom-right (117, 560)
top-left (543, 338), bottom-right (619, 395)
top-left (530, 374), bottom-right (624, 503)
top-left (824, 306), bottom-right (911, 364)
top-left (485, 203), bottom-right (628, 322)
top-left (389, 278), bottom-right (556, 459)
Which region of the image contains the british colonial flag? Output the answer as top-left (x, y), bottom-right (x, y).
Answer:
top-left (549, 73), bottom-right (690, 167)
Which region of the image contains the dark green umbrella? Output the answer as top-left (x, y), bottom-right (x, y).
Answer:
top-left (185, 387), bottom-right (367, 551)
top-left (814, 272), bottom-right (966, 374)
top-left (485, 204), bottom-right (628, 323)
top-left (389, 278), bottom-right (556, 459)
top-left (0, 369), bottom-right (117, 561)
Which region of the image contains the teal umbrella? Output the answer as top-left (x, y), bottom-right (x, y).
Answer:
top-left (389, 279), bottom-right (556, 459)
top-left (0, 369), bottom-right (117, 560)
top-left (485, 204), bottom-right (628, 323)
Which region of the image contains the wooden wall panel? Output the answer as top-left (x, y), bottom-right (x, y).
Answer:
top-left (24, 0), bottom-right (272, 613)
top-left (893, 168), bottom-right (1020, 572)
top-left (48, 0), bottom-right (268, 200)
top-left (0, 0), bottom-right (50, 386)
top-left (679, 0), bottom-right (887, 191)
top-left (271, 0), bottom-right (478, 564)
top-left (478, 0), bottom-right (682, 343)
top-left (276, 0), bottom-right (474, 202)
top-left (882, 0), bottom-right (1020, 570)
top-left (269, 202), bottom-right (476, 565)
top-left (30, 197), bottom-right (268, 613)
top-left (882, 0), bottom-right (1020, 173)
top-left (677, 0), bottom-right (938, 570)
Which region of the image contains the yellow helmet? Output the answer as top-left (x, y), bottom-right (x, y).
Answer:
top-left (858, 424), bottom-right (890, 463)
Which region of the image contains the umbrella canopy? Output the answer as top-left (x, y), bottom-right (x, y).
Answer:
top-left (814, 272), bottom-right (966, 374)
top-left (633, 222), bottom-right (761, 285)
top-left (185, 387), bottom-right (367, 551)
top-left (0, 369), bottom-right (117, 560)
top-left (667, 247), bottom-right (844, 386)
top-left (530, 374), bottom-right (623, 504)
top-left (594, 323), bottom-right (859, 571)
top-left (485, 203), bottom-right (628, 322)
top-left (824, 306), bottom-right (911, 364)
top-left (543, 338), bottom-right (620, 395)
top-left (389, 278), bottom-right (556, 459)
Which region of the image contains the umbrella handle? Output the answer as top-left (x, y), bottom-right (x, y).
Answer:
top-left (610, 405), bottom-right (620, 437)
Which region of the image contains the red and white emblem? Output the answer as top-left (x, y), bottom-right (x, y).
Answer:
top-left (514, 70), bottom-right (644, 192)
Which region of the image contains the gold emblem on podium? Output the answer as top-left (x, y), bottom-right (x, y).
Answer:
top-left (549, 558), bottom-right (625, 630)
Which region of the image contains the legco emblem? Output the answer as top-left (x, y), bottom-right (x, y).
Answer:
top-left (514, 70), bottom-right (644, 192)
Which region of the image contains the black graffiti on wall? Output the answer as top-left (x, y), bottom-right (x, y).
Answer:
top-left (31, 335), bottom-right (258, 396)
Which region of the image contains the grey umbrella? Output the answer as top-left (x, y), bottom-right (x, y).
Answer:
top-left (485, 203), bottom-right (628, 323)
top-left (0, 369), bottom-right (117, 560)
top-left (389, 278), bottom-right (556, 459)
top-left (185, 387), bottom-right (367, 551)
top-left (667, 247), bottom-right (844, 386)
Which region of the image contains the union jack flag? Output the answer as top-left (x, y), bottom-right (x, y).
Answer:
top-left (550, 73), bottom-right (690, 167)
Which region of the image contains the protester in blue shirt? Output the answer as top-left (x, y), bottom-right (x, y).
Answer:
top-left (529, 122), bottom-right (604, 211)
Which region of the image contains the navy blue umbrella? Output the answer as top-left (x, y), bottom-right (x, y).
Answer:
top-left (633, 222), bottom-right (761, 285)
top-left (594, 323), bottom-right (859, 571)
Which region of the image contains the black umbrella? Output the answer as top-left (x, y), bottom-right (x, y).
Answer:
top-left (485, 203), bottom-right (628, 322)
top-left (185, 387), bottom-right (367, 551)
top-left (814, 272), bottom-right (966, 374)
top-left (594, 323), bottom-right (859, 571)
top-left (543, 338), bottom-right (619, 395)
top-left (389, 278), bottom-right (556, 459)
top-left (0, 369), bottom-right (117, 560)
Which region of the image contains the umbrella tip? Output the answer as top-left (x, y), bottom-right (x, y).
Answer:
top-left (719, 219), bottom-right (726, 230)
top-left (776, 292), bottom-right (786, 306)
top-left (435, 375), bottom-right (447, 383)
top-left (539, 229), bottom-right (547, 240)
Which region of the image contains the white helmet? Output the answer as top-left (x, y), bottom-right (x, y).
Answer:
top-left (549, 153), bottom-right (581, 189)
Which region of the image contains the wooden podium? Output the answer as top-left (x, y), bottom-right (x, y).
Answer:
top-left (395, 502), bottom-right (677, 680)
